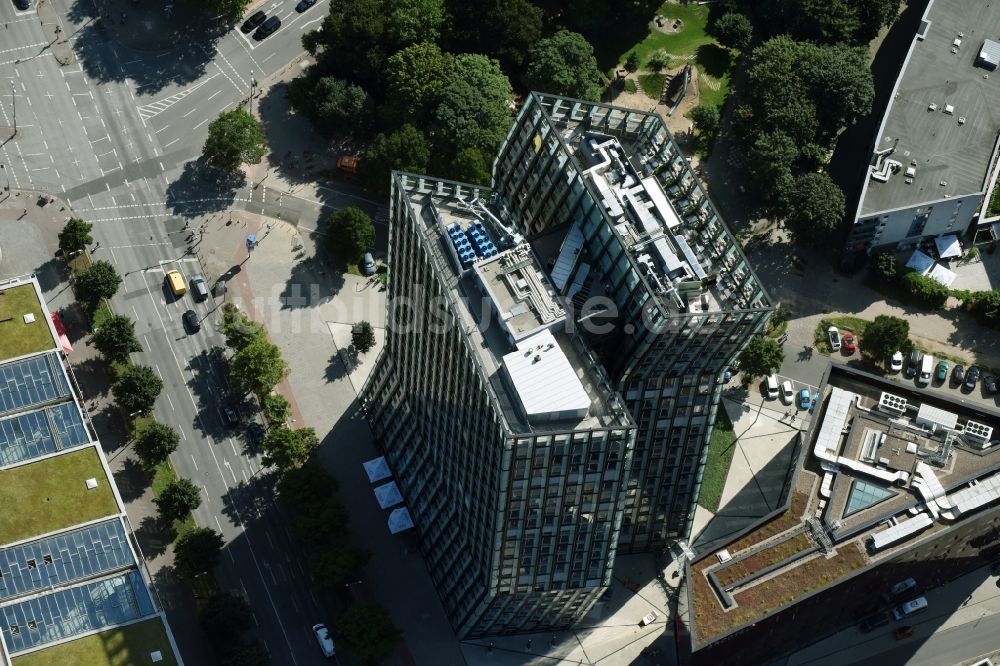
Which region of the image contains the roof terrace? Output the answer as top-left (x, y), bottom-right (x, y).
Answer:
top-left (690, 365), bottom-right (1000, 647)
top-left (397, 174), bottom-right (632, 433)
top-left (0, 280), bottom-right (58, 362)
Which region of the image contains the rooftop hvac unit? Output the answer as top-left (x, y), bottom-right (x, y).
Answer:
top-left (878, 392), bottom-right (907, 416)
top-left (964, 420), bottom-right (994, 448)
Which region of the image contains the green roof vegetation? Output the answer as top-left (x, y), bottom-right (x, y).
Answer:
top-left (697, 410), bottom-right (737, 513)
top-left (0, 283), bottom-right (57, 361)
top-left (12, 618), bottom-right (177, 666)
top-left (0, 447), bottom-right (119, 545)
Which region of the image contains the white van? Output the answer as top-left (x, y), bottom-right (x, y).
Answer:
top-left (892, 596), bottom-right (928, 620)
top-left (765, 374), bottom-right (779, 400)
top-left (917, 355), bottom-right (935, 386)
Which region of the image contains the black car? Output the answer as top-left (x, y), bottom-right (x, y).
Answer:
top-left (13, 0), bottom-right (31, 9)
top-left (965, 365), bottom-right (981, 391)
top-left (240, 10), bottom-right (266, 33)
top-left (254, 15), bottom-right (281, 39)
top-left (182, 309), bottom-right (201, 333)
top-left (905, 350), bottom-right (922, 378)
top-left (952, 363), bottom-right (965, 384)
top-left (295, 0), bottom-right (317, 11)
top-left (859, 613), bottom-right (889, 633)
top-left (985, 375), bottom-right (999, 395)
top-left (220, 404), bottom-right (239, 428)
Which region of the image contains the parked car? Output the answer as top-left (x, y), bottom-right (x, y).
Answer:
top-left (240, 10), bottom-right (266, 32)
top-left (190, 275), bottom-right (209, 301)
top-left (952, 364), bottom-right (965, 384)
top-left (935, 360), bottom-right (949, 383)
top-left (220, 403), bottom-right (239, 428)
top-left (842, 332), bottom-right (857, 354)
top-left (797, 389), bottom-right (812, 411)
top-left (828, 326), bottom-right (841, 352)
top-left (965, 365), bottom-right (981, 391)
top-left (362, 252), bottom-right (376, 276)
top-left (13, 0), bottom-right (31, 9)
top-left (295, 0), bottom-right (317, 10)
top-left (312, 623), bottom-right (335, 657)
top-left (859, 613), bottom-right (889, 633)
top-left (182, 309), bottom-right (200, 333)
top-left (985, 375), bottom-right (999, 395)
top-left (892, 596), bottom-right (928, 620)
top-left (893, 625), bottom-right (914, 640)
top-left (254, 15), bottom-right (281, 39)
top-left (882, 577), bottom-right (918, 602)
top-left (765, 374), bottom-right (779, 400)
top-left (780, 381), bottom-right (794, 405)
top-left (905, 350), bottom-right (922, 378)
top-left (890, 351), bottom-right (903, 373)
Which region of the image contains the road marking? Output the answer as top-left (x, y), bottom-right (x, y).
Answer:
top-left (163, 139), bottom-right (179, 148)
top-left (262, 52), bottom-right (276, 63)
top-left (136, 75), bottom-right (218, 120)
top-left (182, 108), bottom-right (197, 118)
top-left (154, 124), bottom-right (170, 134)
top-left (193, 117), bottom-right (210, 130)
top-left (208, 90), bottom-right (222, 101)
top-left (165, 393), bottom-right (175, 411)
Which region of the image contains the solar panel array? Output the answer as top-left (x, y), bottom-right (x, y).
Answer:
top-left (0, 519), bottom-right (134, 602)
top-left (0, 570), bottom-right (154, 654)
top-left (0, 354), bottom-right (70, 417)
top-left (0, 403), bottom-right (90, 467)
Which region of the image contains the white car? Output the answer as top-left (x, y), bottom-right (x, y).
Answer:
top-left (312, 623), bottom-right (335, 657)
top-left (765, 374), bottom-right (780, 400)
top-left (780, 380), bottom-right (794, 405)
top-left (890, 351), bottom-right (903, 373)
top-left (828, 326), bottom-right (841, 352)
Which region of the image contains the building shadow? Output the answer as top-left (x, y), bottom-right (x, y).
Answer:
top-left (165, 159), bottom-right (246, 219)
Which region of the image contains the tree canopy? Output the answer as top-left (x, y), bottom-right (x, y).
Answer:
top-left (202, 108), bottom-right (267, 172)
top-left (220, 308), bottom-right (265, 349)
top-left (445, 0), bottom-right (543, 71)
top-left (186, 0), bottom-right (249, 22)
top-left (784, 172), bottom-right (846, 247)
top-left (738, 335), bottom-right (784, 379)
top-left (112, 364), bottom-right (163, 416)
top-left (287, 75), bottom-right (371, 137)
top-left (901, 271), bottom-right (950, 310)
top-left (432, 54), bottom-right (513, 157)
top-left (303, 0), bottom-right (387, 86)
top-left (359, 125), bottom-right (430, 193)
top-left (712, 12), bottom-right (753, 51)
top-left (58, 218), bottom-right (93, 255)
top-left (174, 527), bottom-right (225, 578)
top-left (860, 315), bottom-right (910, 364)
top-left (200, 592), bottom-right (254, 642)
top-left (444, 147), bottom-right (491, 186)
top-left (334, 605), bottom-right (403, 661)
top-left (155, 478), bottom-right (202, 524)
top-left (352, 321), bottom-right (376, 354)
top-left (524, 30), bottom-right (605, 101)
top-left (133, 421), bottom-right (180, 470)
top-left (263, 393), bottom-right (291, 427)
top-left (387, 0), bottom-right (446, 50)
top-left (326, 207), bottom-right (376, 262)
top-left (229, 337), bottom-right (289, 397)
top-left (757, 0), bottom-right (899, 44)
top-left (383, 43), bottom-right (455, 124)
top-left (261, 427), bottom-right (319, 471)
top-left (74, 260), bottom-right (122, 308)
top-left (91, 314), bottom-right (142, 363)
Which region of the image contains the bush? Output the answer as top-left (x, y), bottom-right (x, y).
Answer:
top-left (872, 250), bottom-right (898, 285)
top-left (901, 271), bottom-right (949, 310)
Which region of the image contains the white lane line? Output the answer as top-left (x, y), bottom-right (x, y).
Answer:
top-left (163, 139), bottom-right (179, 148)
top-left (261, 52), bottom-right (276, 63)
top-left (208, 90), bottom-right (222, 101)
top-left (193, 118), bottom-right (210, 130)
top-left (182, 108), bottom-right (197, 118)
top-left (154, 124), bottom-right (170, 134)
top-left (165, 393), bottom-right (175, 411)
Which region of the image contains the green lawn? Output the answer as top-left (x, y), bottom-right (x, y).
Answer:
top-left (698, 409), bottom-right (737, 513)
top-left (0, 447), bottom-right (120, 545)
top-left (12, 617), bottom-right (177, 666)
top-left (0, 283), bottom-right (57, 360)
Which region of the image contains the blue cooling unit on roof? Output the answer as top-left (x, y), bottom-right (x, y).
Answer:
top-left (466, 223), bottom-right (498, 258)
top-left (448, 224), bottom-right (476, 268)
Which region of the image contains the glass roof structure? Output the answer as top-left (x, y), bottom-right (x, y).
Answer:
top-left (0, 403), bottom-right (90, 467)
top-left (0, 354), bottom-right (70, 417)
top-left (844, 479), bottom-right (897, 517)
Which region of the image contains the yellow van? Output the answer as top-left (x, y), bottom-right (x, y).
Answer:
top-left (165, 270), bottom-right (187, 297)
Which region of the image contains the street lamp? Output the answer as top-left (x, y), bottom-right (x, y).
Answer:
top-left (0, 164), bottom-right (8, 200)
top-left (249, 73), bottom-right (257, 115)
top-left (10, 82), bottom-right (15, 137)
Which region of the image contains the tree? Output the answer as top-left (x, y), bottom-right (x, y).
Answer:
top-left (387, 0), bottom-right (446, 49)
top-left (230, 338), bottom-right (289, 396)
top-left (901, 271), bottom-right (950, 310)
top-left (647, 50), bottom-right (670, 73)
top-left (738, 335), bottom-right (784, 380)
top-left (712, 12), bottom-right (753, 51)
top-left (263, 393), bottom-right (291, 427)
top-left (303, 0), bottom-right (387, 86)
top-left (524, 30), bottom-right (605, 101)
top-left (334, 605), bottom-right (402, 661)
top-left (784, 173), bottom-right (846, 247)
top-left (432, 54), bottom-right (513, 157)
top-left (219, 641), bottom-right (270, 666)
top-left (359, 125), bottom-right (430, 193)
top-left (803, 45), bottom-right (874, 134)
top-left (352, 321), bottom-right (376, 354)
top-left (261, 427), bottom-right (319, 471)
top-left (185, 0), bottom-right (249, 22)
top-left (445, 0), bottom-right (543, 71)
top-left (91, 314), bottom-right (142, 363)
top-left (624, 52), bottom-right (639, 73)
top-left (174, 527), bottom-right (225, 578)
top-left (312, 545), bottom-right (371, 587)
top-left (220, 308), bottom-right (265, 349)
top-left (288, 75), bottom-right (370, 137)
top-left (289, 499), bottom-right (351, 547)
top-left (383, 43), bottom-right (455, 124)
top-left (58, 218), bottom-right (93, 255)
top-left (200, 592), bottom-right (253, 642)
top-left (746, 130), bottom-right (797, 199)
top-left (73, 260), bottom-right (122, 307)
top-left (202, 108), bottom-right (267, 172)
top-left (689, 105), bottom-right (721, 145)
top-left (133, 421), bottom-right (180, 470)
top-left (277, 463), bottom-right (339, 508)
top-left (860, 315), bottom-right (910, 364)
top-left (326, 207), bottom-right (375, 263)
top-left (872, 251), bottom-right (898, 284)
top-left (155, 478), bottom-right (202, 524)
top-left (758, 0), bottom-right (899, 44)
top-left (112, 364), bottom-right (163, 416)
top-left (445, 147), bottom-right (491, 186)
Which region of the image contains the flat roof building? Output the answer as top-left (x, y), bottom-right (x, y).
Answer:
top-left (688, 364), bottom-right (1000, 664)
top-left (848, 0), bottom-right (1000, 257)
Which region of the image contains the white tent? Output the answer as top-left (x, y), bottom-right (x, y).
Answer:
top-left (905, 250), bottom-right (934, 275)
top-left (934, 234), bottom-right (962, 259)
top-left (388, 507), bottom-right (414, 534)
top-left (363, 456), bottom-right (391, 483)
top-left (928, 263), bottom-right (957, 287)
top-left (373, 481), bottom-right (404, 509)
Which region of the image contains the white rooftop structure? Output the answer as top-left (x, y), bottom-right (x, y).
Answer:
top-left (935, 234), bottom-right (962, 258)
top-left (915, 403), bottom-right (958, 431)
top-left (943, 470), bottom-right (1000, 519)
top-left (503, 329), bottom-right (591, 424)
top-left (869, 513), bottom-right (934, 551)
top-left (475, 244), bottom-right (566, 343)
top-left (906, 249), bottom-right (934, 274)
top-left (928, 263), bottom-right (957, 287)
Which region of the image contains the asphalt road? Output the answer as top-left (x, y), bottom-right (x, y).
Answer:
top-left (0, 0), bottom-right (352, 663)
